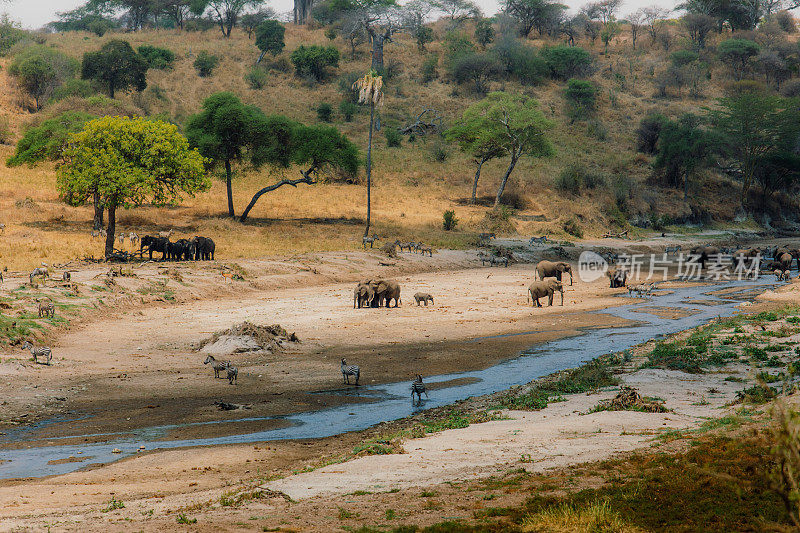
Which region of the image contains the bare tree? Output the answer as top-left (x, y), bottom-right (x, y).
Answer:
top-left (642, 5), bottom-right (670, 44)
top-left (628, 9), bottom-right (645, 49)
top-left (682, 12), bottom-right (714, 48)
top-left (359, 5), bottom-right (405, 71)
top-left (193, 0), bottom-right (264, 37)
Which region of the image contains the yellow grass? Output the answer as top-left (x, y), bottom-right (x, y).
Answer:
top-left (521, 500), bottom-right (646, 533)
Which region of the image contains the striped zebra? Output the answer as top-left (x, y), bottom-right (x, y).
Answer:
top-left (203, 355), bottom-right (230, 378)
top-left (411, 374), bottom-right (428, 404)
top-left (226, 364), bottom-right (238, 385)
top-left (129, 232), bottom-right (139, 245)
top-left (29, 267), bottom-right (48, 284)
top-left (23, 341), bottom-right (52, 365)
top-left (38, 300), bottom-right (55, 318)
top-left (341, 358), bottom-right (360, 385)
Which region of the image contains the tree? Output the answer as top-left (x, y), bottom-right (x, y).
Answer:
top-left (600, 19), bottom-right (620, 53)
top-left (627, 9), bottom-right (645, 50)
top-left (353, 70), bottom-right (383, 237)
top-left (157, 0), bottom-right (192, 29)
top-left (415, 25), bottom-right (434, 51)
top-left (190, 0), bottom-right (263, 37)
top-left (540, 45), bottom-right (592, 79)
top-left (641, 5), bottom-right (670, 44)
top-left (290, 45), bottom-right (340, 81)
top-left (9, 46), bottom-right (78, 110)
top-left (59, 116), bottom-right (208, 258)
top-left (240, 8), bottom-right (274, 37)
top-left (453, 92), bottom-right (553, 207)
top-left (452, 53), bottom-right (503, 94)
top-left (474, 18), bottom-right (495, 48)
top-left (709, 90), bottom-right (800, 206)
top-left (682, 12), bottom-right (714, 49)
top-left (635, 113), bottom-right (667, 154)
top-left (564, 78), bottom-right (597, 122)
top-left (501, 0), bottom-right (566, 38)
top-left (447, 116), bottom-right (506, 203)
top-left (718, 38), bottom-right (760, 80)
top-left (255, 19), bottom-right (285, 62)
top-left (431, 0), bottom-right (480, 29)
top-left (653, 114), bottom-right (715, 201)
top-left (185, 92), bottom-right (266, 218)
top-left (239, 123), bottom-right (359, 222)
top-left (81, 40), bottom-right (148, 99)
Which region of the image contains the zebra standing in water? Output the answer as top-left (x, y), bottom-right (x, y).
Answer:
top-left (341, 358), bottom-right (360, 385)
top-left (411, 374), bottom-right (428, 404)
top-left (22, 341), bottom-right (52, 365)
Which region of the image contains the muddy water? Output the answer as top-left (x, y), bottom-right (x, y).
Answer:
top-left (0, 278), bottom-right (778, 479)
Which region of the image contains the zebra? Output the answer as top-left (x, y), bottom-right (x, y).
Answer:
top-left (118, 232), bottom-right (126, 245)
top-left (362, 234), bottom-right (379, 249)
top-left (0, 223), bottom-right (5, 234)
top-left (226, 364), bottom-right (238, 385)
top-left (203, 355), bottom-right (230, 378)
top-left (418, 245), bottom-right (433, 257)
top-left (38, 300), bottom-right (55, 318)
top-left (129, 232), bottom-right (140, 246)
top-left (29, 267), bottom-right (48, 284)
top-left (22, 341), bottom-right (52, 365)
top-left (490, 256), bottom-right (509, 267)
top-left (529, 235), bottom-right (548, 246)
top-left (341, 358), bottom-right (360, 385)
top-left (664, 245), bottom-right (681, 256)
top-left (411, 374), bottom-right (428, 404)
top-left (158, 229), bottom-right (174, 240)
top-left (62, 271), bottom-right (71, 282)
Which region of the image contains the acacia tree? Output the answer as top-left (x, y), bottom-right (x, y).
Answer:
top-left (81, 40), bottom-right (148, 98)
top-left (255, 19), bottom-right (285, 62)
top-left (185, 92), bottom-right (265, 218)
top-left (447, 120), bottom-right (506, 204)
top-left (652, 114), bottom-right (715, 201)
top-left (190, 0), bottom-right (264, 37)
top-left (58, 116), bottom-right (208, 258)
top-left (454, 92), bottom-right (554, 208)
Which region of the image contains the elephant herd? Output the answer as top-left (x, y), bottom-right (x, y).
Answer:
top-left (140, 235), bottom-right (216, 261)
top-left (353, 279), bottom-right (402, 308)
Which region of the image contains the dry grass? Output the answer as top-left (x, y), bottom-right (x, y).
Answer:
top-left (521, 500), bottom-right (645, 533)
top-left (0, 24), bottom-right (771, 269)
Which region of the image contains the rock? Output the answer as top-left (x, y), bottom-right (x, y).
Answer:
top-left (200, 335), bottom-right (262, 356)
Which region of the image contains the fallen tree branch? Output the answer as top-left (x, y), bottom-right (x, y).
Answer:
top-left (240, 172), bottom-right (317, 223)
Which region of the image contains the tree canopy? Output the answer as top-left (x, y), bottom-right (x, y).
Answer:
top-left (58, 116), bottom-right (208, 257)
top-left (81, 40), bottom-right (148, 98)
top-left (255, 19), bottom-right (285, 60)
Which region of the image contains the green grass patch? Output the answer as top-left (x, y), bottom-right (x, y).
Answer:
top-left (736, 384), bottom-right (777, 404)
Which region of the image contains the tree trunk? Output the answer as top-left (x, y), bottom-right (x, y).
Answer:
top-left (370, 31), bottom-right (387, 72)
top-left (93, 192), bottom-right (104, 230)
top-left (294, 0), bottom-right (313, 24)
top-left (471, 157), bottom-right (487, 204)
top-left (104, 205), bottom-right (116, 259)
top-left (364, 103), bottom-right (375, 238)
top-left (494, 153), bottom-right (519, 208)
top-left (225, 159), bottom-right (235, 218)
top-left (240, 173), bottom-right (317, 223)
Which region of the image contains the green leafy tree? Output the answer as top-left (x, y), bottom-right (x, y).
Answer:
top-left (255, 19), bottom-right (285, 62)
top-left (185, 92), bottom-right (264, 217)
top-left (7, 111), bottom-right (93, 167)
top-left (452, 53), bottom-right (503, 94)
top-left (58, 116), bottom-right (208, 257)
top-left (564, 78), bottom-right (597, 123)
top-left (81, 40), bottom-right (148, 98)
top-left (447, 116), bottom-right (506, 203)
top-left (708, 90), bottom-right (800, 206)
top-left (137, 45), bottom-right (176, 70)
top-left (600, 20), bottom-right (620, 54)
top-left (9, 46), bottom-right (78, 110)
top-left (415, 25), bottom-right (434, 51)
top-left (474, 18), bottom-right (494, 48)
top-left (653, 114), bottom-right (715, 201)
top-left (194, 51), bottom-right (220, 77)
top-left (501, 0), bottom-right (566, 38)
top-left (450, 91), bottom-right (554, 207)
top-left (290, 45), bottom-right (340, 81)
top-left (718, 38), bottom-right (760, 80)
top-left (190, 0), bottom-right (265, 37)
top-left (540, 45), bottom-right (592, 80)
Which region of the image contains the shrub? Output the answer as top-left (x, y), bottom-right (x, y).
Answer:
top-left (325, 27), bottom-right (337, 40)
top-left (137, 45), bottom-right (175, 70)
top-left (256, 20), bottom-right (286, 57)
top-left (587, 118), bottom-right (607, 140)
top-left (443, 209), bottom-right (458, 230)
top-left (495, 38), bottom-right (547, 85)
top-left (718, 38), bottom-right (760, 79)
top-left (443, 31), bottom-right (475, 74)
top-left (384, 126), bottom-right (401, 147)
top-left (193, 51), bottom-right (219, 77)
top-left (421, 54), bottom-right (439, 83)
top-left (635, 114), bottom-right (667, 154)
top-left (415, 25), bottom-right (434, 51)
top-left (0, 15), bottom-right (28, 56)
top-left (564, 78), bottom-right (597, 122)
top-left (338, 71), bottom-right (361, 102)
top-left (244, 66), bottom-right (268, 89)
top-left (50, 78), bottom-right (96, 102)
top-left (671, 49), bottom-right (699, 67)
top-left (6, 110), bottom-right (89, 166)
top-left (452, 53), bottom-right (503, 94)
top-left (475, 18), bottom-right (495, 48)
top-left (780, 79), bottom-right (800, 97)
top-left (9, 45), bottom-right (79, 110)
top-left (0, 115), bottom-right (11, 145)
top-left (87, 18), bottom-right (112, 36)
top-left (290, 45), bottom-right (339, 82)
top-left (555, 163), bottom-right (606, 194)
top-left (430, 142), bottom-right (448, 162)
top-left (339, 100), bottom-right (356, 121)
top-left (774, 10), bottom-right (796, 32)
top-left (316, 102), bottom-right (333, 122)
top-left (563, 217), bottom-right (583, 238)
top-left (540, 45), bottom-right (592, 80)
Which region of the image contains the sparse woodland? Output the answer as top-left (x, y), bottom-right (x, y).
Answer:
top-left (0, 0), bottom-right (799, 265)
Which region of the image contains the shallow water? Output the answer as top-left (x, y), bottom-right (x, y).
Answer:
top-left (0, 278), bottom-right (779, 480)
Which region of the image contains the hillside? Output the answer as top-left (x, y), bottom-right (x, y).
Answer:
top-left (0, 18), bottom-right (786, 269)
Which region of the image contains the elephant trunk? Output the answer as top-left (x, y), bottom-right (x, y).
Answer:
top-left (559, 289), bottom-right (564, 306)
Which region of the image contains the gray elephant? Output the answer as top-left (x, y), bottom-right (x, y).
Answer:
top-left (414, 292), bottom-right (434, 306)
top-left (353, 282), bottom-right (375, 308)
top-left (535, 260), bottom-right (573, 286)
top-left (527, 277), bottom-right (563, 307)
top-left (606, 267), bottom-right (627, 288)
top-left (779, 252), bottom-right (793, 271)
top-left (373, 279), bottom-right (401, 307)
top-left (689, 245), bottom-right (720, 268)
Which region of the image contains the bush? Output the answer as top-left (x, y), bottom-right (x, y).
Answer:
top-left (244, 66), bottom-right (268, 89)
top-left (443, 31), bottom-right (475, 74)
top-left (780, 79), bottom-right (800, 97)
top-left (430, 142), bottom-right (448, 162)
top-left (87, 18), bottom-right (112, 36)
top-left (0, 15), bottom-right (28, 56)
top-left (339, 100), bottom-right (356, 121)
top-left (9, 45), bottom-right (79, 110)
top-left (290, 45), bottom-right (339, 82)
top-left (475, 18), bottom-right (495, 48)
top-left (415, 25), bottom-right (434, 51)
top-left (774, 10), bottom-right (796, 32)
top-left (0, 115), bottom-right (11, 145)
top-left (256, 20), bottom-right (285, 57)
top-left (49, 78), bottom-right (96, 102)
top-left (7, 110), bottom-right (93, 166)
top-left (587, 118), bottom-right (607, 140)
top-left (495, 38), bottom-right (547, 85)
top-left (635, 114), bottom-right (667, 154)
top-left (555, 163), bottom-right (606, 194)
top-left (384, 126), bottom-right (401, 147)
top-left (540, 45), bottom-right (592, 80)
top-left (316, 102), bottom-right (333, 122)
top-left (451, 53), bottom-right (503, 94)
top-left (421, 54), bottom-right (438, 83)
top-left (563, 217), bottom-right (583, 238)
top-left (671, 49), bottom-right (699, 67)
top-left (193, 51), bottom-right (219, 77)
top-left (338, 71), bottom-right (361, 102)
top-left (137, 45), bottom-right (175, 70)
top-left (443, 209), bottom-right (458, 230)
top-left (564, 78), bottom-right (597, 122)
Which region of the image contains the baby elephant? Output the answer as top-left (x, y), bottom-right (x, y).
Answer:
top-left (414, 292), bottom-right (434, 306)
top-left (527, 278), bottom-right (564, 307)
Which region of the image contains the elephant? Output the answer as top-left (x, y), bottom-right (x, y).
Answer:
top-left (414, 292), bottom-right (434, 306)
top-left (535, 260), bottom-right (573, 286)
top-left (192, 236), bottom-right (216, 260)
top-left (779, 252), bottom-right (793, 271)
top-left (353, 282), bottom-right (375, 308)
top-left (606, 267), bottom-right (627, 288)
top-left (140, 235), bottom-right (169, 261)
top-left (527, 277), bottom-right (563, 307)
top-left (689, 245), bottom-right (721, 268)
top-left (374, 279), bottom-right (401, 307)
